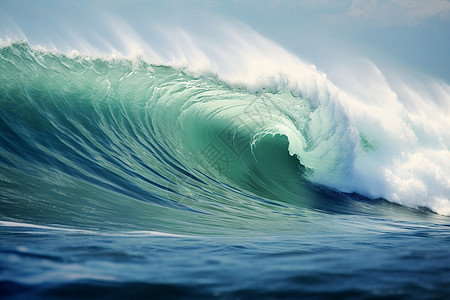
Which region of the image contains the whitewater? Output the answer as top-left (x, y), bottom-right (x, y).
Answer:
top-left (1, 6), bottom-right (450, 300)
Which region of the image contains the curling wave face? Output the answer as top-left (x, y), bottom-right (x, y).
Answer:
top-left (0, 40), bottom-right (449, 235)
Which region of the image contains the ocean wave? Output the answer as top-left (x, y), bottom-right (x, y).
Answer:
top-left (0, 36), bottom-right (449, 229)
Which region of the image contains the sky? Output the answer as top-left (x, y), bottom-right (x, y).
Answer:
top-left (1, 0), bottom-right (450, 83)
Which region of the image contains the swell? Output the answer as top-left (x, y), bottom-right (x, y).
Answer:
top-left (0, 41), bottom-right (449, 234)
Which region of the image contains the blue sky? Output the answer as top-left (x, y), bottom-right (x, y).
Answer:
top-left (1, 0), bottom-right (450, 82)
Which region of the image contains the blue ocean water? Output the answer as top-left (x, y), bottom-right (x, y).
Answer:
top-left (1, 217), bottom-right (450, 299)
top-left (0, 31), bottom-right (449, 299)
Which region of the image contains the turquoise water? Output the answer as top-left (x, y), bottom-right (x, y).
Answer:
top-left (1, 42), bottom-right (450, 299)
